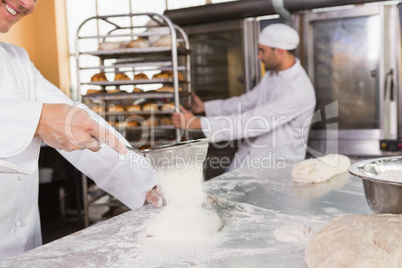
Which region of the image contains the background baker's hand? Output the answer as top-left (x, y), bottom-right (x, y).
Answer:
top-left (191, 92), bottom-right (205, 114)
top-left (35, 103), bottom-right (127, 154)
top-left (145, 186), bottom-right (163, 207)
top-left (171, 107), bottom-right (201, 130)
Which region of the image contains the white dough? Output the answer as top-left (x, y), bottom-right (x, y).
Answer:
top-left (146, 143), bottom-right (222, 240)
top-left (305, 214), bottom-right (402, 268)
top-left (291, 154), bottom-right (351, 184)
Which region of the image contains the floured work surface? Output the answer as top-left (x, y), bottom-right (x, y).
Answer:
top-left (0, 161), bottom-right (372, 268)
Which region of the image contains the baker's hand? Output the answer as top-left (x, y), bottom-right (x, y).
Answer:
top-left (191, 92), bottom-right (205, 114)
top-left (172, 107), bottom-right (202, 130)
top-left (145, 186), bottom-right (163, 207)
top-left (35, 103), bottom-right (127, 154)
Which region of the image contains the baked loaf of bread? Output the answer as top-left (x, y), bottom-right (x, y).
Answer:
top-left (114, 73), bottom-right (130, 81)
top-left (160, 117), bottom-right (172, 125)
top-left (127, 38), bottom-right (149, 48)
top-left (126, 120), bottom-right (139, 127)
top-left (143, 103), bottom-right (158, 111)
top-left (126, 105), bottom-right (141, 112)
top-left (91, 72), bottom-right (108, 82)
top-left (153, 35), bottom-right (180, 48)
top-left (161, 103), bottom-right (176, 111)
top-left (106, 89), bottom-right (121, 94)
top-left (145, 116), bottom-right (159, 126)
top-left (152, 71), bottom-right (183, 81)
top-left (133, 88), bottom-right (143, 93)
top-left (156, 86), bottom-right (182, 93)
top-left (86, 89), bottom-right (105, 95)
top-left (98, 41), bottom-right (121, 51)
top-left (108, 104), bottom-right (124, 112)
top-left (152, 71), bottom-right (170, 79)
top-left (90, 105), bottom-right (105, 113)
top-left (134, 73), bottom-right (149, 80)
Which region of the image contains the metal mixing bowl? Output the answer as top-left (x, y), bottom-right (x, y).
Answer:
top-left (349, 157), bottom-right (402, 214)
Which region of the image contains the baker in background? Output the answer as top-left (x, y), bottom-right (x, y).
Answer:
top-left (172, 23), bottom-right (316, 171)
top-left (0, 0), bottom-right (158, 261)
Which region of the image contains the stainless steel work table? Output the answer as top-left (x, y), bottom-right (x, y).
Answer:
top-left (0, 162), bottom-right (372, 267)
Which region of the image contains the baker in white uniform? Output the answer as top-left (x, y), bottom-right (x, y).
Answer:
top-left (172, 24), bottom-right (316, 170)
top-left (0, 0), bottom-right (158, 261)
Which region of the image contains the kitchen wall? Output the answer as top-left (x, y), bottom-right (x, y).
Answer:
top-left (0, 0), bottom-right (71, 96)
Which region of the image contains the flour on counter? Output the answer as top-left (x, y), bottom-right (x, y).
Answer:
top-left (374, 170), bottom-right (402, 183)
top-left (273, 225), bottom-right (312, 244)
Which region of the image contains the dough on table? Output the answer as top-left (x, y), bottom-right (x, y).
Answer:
top-left (305, 214), bottom-right (402, 268)
top-left (291, 154), bottom-right (351, 184)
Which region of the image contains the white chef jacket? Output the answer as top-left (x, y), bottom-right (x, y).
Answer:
top-left (201, 59), bottom-right (316, 170)
top-left (0, 42), bottom-right (156, 261)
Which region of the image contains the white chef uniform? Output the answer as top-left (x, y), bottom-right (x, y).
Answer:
top-left (201, 59), bottom-right (316, 170)
top-left (0, 42), bottom-right (156, 261)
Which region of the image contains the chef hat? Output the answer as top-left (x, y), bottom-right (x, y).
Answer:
top-left (258, 23), bottom-right (300, 50)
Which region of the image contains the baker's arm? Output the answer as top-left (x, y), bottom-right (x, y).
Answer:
top-left (58, 147), bottom-right (156, 209)
top-left (32, 61), bottom-right (156, 208)
top-left (201, 86), bottom-right (312, 142)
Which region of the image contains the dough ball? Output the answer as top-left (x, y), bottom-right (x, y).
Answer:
top-left (305, 214), bottom-right (402, 268)
top-left (291, 154), bottom-right (351, 184)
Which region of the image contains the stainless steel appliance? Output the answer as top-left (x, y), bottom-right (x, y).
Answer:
top-left (296, 3), bottom-right (402, 157)
top-left (182, 19), bottom-right (261, 101)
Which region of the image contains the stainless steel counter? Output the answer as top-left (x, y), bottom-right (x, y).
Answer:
top-left (0, 162), bottom-right (371, 267)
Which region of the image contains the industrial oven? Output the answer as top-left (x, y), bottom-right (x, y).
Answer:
top-left (295, 3), bottom-right (402, 157)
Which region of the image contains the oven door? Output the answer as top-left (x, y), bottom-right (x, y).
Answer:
top-left (301, 4), bottom-right (401, 156)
